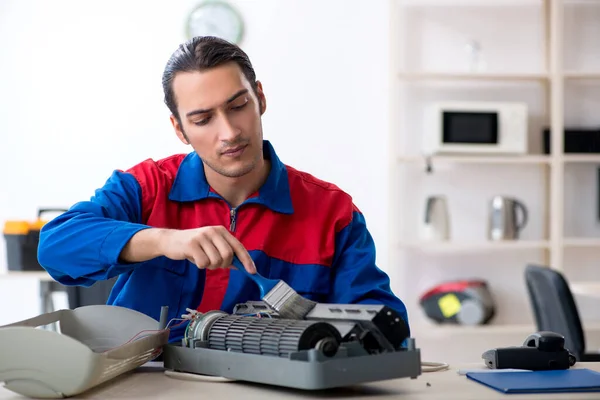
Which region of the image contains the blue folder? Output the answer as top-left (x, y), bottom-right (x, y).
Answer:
top-left (466, 369), bottom-right (600, 394)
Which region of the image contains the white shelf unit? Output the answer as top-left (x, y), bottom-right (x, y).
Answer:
top-left (399, 240), bottom-right (551, 253)
top-left (389, 0), bottom-right (600, 333)
top-left (397, 154), bottom-right (552, 165)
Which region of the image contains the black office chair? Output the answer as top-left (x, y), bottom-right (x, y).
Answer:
top-left (524, 264), bottom-right (600, 362)
top-left (66, 277), bottom-right (117, 309)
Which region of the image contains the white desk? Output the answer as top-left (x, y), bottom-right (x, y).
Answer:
top-left (0, 362), bottom-right (598, 400)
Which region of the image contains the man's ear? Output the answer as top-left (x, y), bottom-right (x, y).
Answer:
top-left (255, 81), bottom-right (267, 115)
top-left (170, 114), bottom-right (189, 145)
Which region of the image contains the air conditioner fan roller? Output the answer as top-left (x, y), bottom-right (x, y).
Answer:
top-left (187, 311), bottom-right (342, 358)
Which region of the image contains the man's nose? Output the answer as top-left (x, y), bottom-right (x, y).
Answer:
top-left (218, 114), bottom-right (240, 141)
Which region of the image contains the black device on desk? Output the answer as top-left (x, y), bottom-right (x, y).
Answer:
top-left (482, 331), bottom-right (577, 371)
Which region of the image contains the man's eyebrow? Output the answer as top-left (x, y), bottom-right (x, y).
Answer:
top-left (185, 89), bottom-right (249, 118)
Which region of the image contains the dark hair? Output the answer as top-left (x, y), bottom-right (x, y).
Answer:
top-left (162, 36), bottom-right (257, 120)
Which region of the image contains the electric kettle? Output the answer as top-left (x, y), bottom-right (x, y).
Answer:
top-left (488, 196), bottom-right (528, 240)
top-left (420, 195), bottom-right (450, 241)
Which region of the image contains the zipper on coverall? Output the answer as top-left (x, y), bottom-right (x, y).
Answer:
top-left (229, 208), bottom-right (237, 232)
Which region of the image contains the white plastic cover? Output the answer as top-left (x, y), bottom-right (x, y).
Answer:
top-left (0, 305), bottom-right (169, 398)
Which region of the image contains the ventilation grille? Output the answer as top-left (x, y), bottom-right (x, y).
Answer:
top-left (207, 315), bottom-right (338, 358)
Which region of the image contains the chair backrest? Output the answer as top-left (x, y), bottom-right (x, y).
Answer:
top-left (524, 264), bottom-right (585, 359)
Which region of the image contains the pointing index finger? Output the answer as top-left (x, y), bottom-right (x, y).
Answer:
top-left (222, 232), bottom-right (256, 274)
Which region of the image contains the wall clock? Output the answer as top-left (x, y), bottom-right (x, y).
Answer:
top-left (186, 0), bottom-right (244, 45)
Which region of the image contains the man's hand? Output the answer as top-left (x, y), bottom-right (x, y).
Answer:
top-left (158, 226), bottom-right (256, 274)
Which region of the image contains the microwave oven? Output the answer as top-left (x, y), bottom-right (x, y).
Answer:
top-left (422, 101), bottom-right (528, 155)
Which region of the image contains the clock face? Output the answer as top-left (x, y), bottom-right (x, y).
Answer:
top-left (186, 1), bottom-right (244, 45)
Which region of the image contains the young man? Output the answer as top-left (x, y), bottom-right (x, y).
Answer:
top-left (37, 36), bottom-right (409, 342)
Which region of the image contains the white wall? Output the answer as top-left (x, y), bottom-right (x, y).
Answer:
top-left (0, 0), bottom-right (392, 324)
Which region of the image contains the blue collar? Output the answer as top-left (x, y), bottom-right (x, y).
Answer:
top-left (168, 140), bottom-right (294, 214)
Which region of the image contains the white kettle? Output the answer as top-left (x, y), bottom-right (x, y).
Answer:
top-left (419, 195), bottom-right (450, 241)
